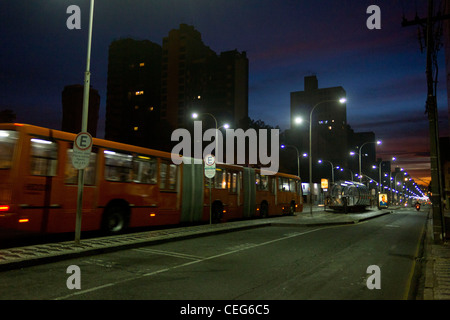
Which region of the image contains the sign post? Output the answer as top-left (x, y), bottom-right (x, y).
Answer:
top-left (204, 155), bottom-right (216, 224)
top-left (73, 0), bottom-right (94, 245)
top-left (73, 132), bottom-right (93, 245)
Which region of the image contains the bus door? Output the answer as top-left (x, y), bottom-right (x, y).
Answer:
top-left (0, 129), bottom-right (19, 229)
top-left (242, 167), bottom-right (256, 218)
top-left (225, 170), bottom-right (240, 219)
top-left (19, 136), bottom-right (61, 232)
top-left (180, 159), bottom-right (203, 223)
top-left (158, 159), bottom-right (181, 224)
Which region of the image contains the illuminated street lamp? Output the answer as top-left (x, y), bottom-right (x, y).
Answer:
top-left (318, 159), bottom-right (335, 184)
top-left (294, 117), bottom-right (303, 125)
top-left (281, 144), bottom-right (307, 178)
top-left (192, 112), bottom-right (227, 160)
top-left (350, 139), bottom-right (381, 183)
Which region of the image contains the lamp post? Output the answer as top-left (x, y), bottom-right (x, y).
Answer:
top-left (192, 112), bottom-right (229, 162)
top-left (351, 140), bottom-right (381, 183)
top-left (308, 98), bottom-right (346, 216)
top-left (318, 159), bottom-right (334, 184)
top-left (281, 144), bottom-right (302, 178)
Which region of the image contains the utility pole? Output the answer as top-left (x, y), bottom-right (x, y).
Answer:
top-left (402, 0), bottom-right (447, 243)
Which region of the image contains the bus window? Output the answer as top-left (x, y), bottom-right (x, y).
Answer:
top-left (214, 169), bottom-right (226, 189)
top-left (168, 164), bottom-right (177, 190)
top-left (258, 175), bottom-right (269, 191)
top-left (133, 155), bottom-right (157, 184)
top-left (159, 162), bottom-right (167, 189)
top-left (104, 150), bottom-right (132, 182)
top-left (239, 171), bottom-right (243, 190)
top-left (65, 149), bottom-right (97, 185)
top-left (289, 179), bottom-right (296, 193)
top-left (229, 172), bottom-right (237, 193)
top-left (278, 177), bottom-right (289, 191)
top-left (30, 138), bottom-right (58, 176)
top-left (0, 130), bottom-right (18, 169)
top-left (159, 160), bottom-right (177, 190)
top-left (296, 181), bottom-right (302, 196)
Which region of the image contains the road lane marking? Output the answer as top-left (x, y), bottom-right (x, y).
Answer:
top-left (133, 248), bottom-right (204, 261)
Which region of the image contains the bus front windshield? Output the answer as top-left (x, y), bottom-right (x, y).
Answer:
top-left (0, 130), bottom-right (18, 169)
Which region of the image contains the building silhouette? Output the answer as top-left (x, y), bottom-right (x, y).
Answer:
top-left (105, 24), bottom-right (249, 150)
top-left (105, 38), bottom-right (162, 149)
top-left (161, 24), bottom-right (248, 131)
top-left (285, 75), bottom-right (380, 186)
top-left (61, 84), bottom-right (100, 137)
top-left (289, 75), bottom-right (349, 180)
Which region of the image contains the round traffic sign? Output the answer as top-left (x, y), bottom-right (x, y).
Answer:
top-left (74, 132), bottom-right (93, 151)
top-left (204, 154), bottom-right (216, 179)
top-left (72, 132), bottom-right (93, 170)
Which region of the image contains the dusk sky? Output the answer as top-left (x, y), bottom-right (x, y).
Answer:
top-left (1, 0), bottom-right (449, 185)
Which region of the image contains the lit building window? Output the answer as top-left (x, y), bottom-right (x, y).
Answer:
top-left (139, 62), bottom-right (145, 67)
top-left (149, 106), bottom-right (154, 111)
top-left (135, 91), bottom-right (144, 96)
top-left (134, 127), bottom-right (139, 131)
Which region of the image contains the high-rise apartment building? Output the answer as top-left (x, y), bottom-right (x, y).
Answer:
top-left (105, 25), bottom-right (248, 150)
top-left (161, 24), bottom-right (248, 130)
top-left (214, 50), bottom-right (249, 128)
top-left (105, 38), bottom-right (162, 148)
top-left (62, 84), bottom-right (100, 137)
top-left (290, 75), bottom-right (348, 178)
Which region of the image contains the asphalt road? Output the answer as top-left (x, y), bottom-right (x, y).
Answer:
top-left (0, 208), bottom-right (427, 302)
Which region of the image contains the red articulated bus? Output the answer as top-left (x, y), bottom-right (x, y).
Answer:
top-left (0, 123), bottom-right (303, 235)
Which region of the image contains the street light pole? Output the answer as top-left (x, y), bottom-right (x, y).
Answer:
top-left (357, 140), bottom-right (381, 183)
top-left (309, 98), bottom-right (346, 216)
top-left (318, 159), bottom-right (334, 184)
top-left (192, 112), bottom-right (219, 160)
top-left (281, 144), bottom-right (301, 178)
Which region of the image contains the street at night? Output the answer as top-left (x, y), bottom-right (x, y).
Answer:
top-left (0, 208), bottom-right (427, 301)
top-left (2, 1), bottom-right (450, 309)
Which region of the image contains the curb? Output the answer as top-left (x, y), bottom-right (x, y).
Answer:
top-left (0, 210), bottom-right (391, 272)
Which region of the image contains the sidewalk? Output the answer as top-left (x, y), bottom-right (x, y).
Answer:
top-left (422, 209), bottom-right (450, 300)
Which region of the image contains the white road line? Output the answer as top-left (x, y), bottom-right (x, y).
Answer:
top-left (54, 227), bottom-right (324, 300)
top-left (133, 248), bottom-right (204, 260)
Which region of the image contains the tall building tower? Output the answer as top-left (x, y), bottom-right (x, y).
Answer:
top-left (105, 25), bottom-right (248, 151)
top-left (290, 75), bottom-right (348, 179)
top-left (161, 24), bottom-right (248, 130)
top-left (161, 24), bottom-right (216, 130)
top-left (61, 84), bottom-right (100, 137)
top-left (214, 50), bottom-right (249, 127)
top-left (105, 38), bottom-right (162, 148)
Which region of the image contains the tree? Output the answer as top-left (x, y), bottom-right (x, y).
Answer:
top-left (0, 109), bottom-right (16, 123)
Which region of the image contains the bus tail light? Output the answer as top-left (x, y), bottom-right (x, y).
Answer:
top-left (19, 218), bottom-right (29, 223)
top-left (0, 205), bottom-right (10, 212)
